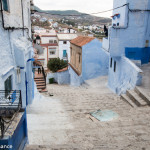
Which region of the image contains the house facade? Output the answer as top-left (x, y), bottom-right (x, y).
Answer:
top-left (107, 0), bottom-right (150, 94)
top-left (0, 0), bottom-right (34, 148)
top-left (35, 33), bottom-right (59, 69)
top-left (57, 34), bottom-right (78, 62)
top-left (70, 36), bottom-right (109, 85)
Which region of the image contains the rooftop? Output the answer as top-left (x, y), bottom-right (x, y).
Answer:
top-left (57, 34), bottom-right (77, 41)
top-left (70, 36), bottom-right (95, 47)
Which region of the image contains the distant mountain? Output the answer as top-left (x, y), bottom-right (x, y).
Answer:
top-left (34, 6), bottom-right (112, 25)
top-left (34, 7), bottom-right (83, 15)
top-left (34, 6), bottom-right (87, 15)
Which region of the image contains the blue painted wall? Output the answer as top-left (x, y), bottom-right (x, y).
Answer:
top-left (125, 47), bottom-right (150, 64)
top-left (0, 110), bottom-right (28, 150)
top-left (47, 70), bottom-right (70, 85)
top-left (108, 0), bottom-right (150, 94)
top-left (82, 39), bottom-right (109, 80)
top-left (69, 66), bottom-right (84, 86)
top-left (108, 57), bottom-right (142, 95)
top-left (57, 70), bottom-right (70, 85)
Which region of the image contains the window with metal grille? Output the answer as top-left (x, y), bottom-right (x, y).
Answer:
top-left (49, 49), bottom-right (56, 55)
top-left (5, 75), bottom-right (12, 97)
top-left (2, 0), bottom-right (9, 12)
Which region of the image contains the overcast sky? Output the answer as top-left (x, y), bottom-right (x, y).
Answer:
top-left (34, 0), bottom-right (113, 18)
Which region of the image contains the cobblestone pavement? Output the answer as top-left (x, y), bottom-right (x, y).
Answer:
top-left (26, 77), bottom-right (150, 150)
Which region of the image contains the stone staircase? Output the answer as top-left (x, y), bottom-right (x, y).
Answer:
top-left (34, 74), bottom-right (47, 93)
top-left (121, 87), bottom-right (150, 107)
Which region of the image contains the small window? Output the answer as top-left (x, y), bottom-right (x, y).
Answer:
top-left (79, 53), bottom-right (81, 63)
top-left (49, 40), bottom-right (53, 44)
top-left (63, 41), bottom-right (67, 44)
top-left (114, 61), bottom-right (116, 72)
top-left (50, 51), bottom-right (55, 55)
top-left (5, 75), bottom-right (12, 97)
top-left (49, 49), bottom-right (56, 55)
top-left (54, 40), bottom-right (57, 43)
top-left (2, 0), bottom-right (9, 12)
top-left (110, 58), bottom-right (112, 68)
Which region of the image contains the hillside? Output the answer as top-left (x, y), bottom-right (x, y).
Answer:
top-left (34, 6), bottom-right (112, 25)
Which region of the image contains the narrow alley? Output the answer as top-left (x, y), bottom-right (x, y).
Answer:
top-left (26, 77), bottom-right (150, 150)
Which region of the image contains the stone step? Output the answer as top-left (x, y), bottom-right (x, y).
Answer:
top-left (34, 79), bottom-right (45, 82)
top-left (36, 83), bottom-right (46, 86)
top-left (134, 86), bottom-right (150, 105)
top-left (35, 81), bottom-right (45, 84)
top-left (126, 90), bottom-right (148, 107)
top-left (34, 77), bottom-right (43, 79)
top-left (25, 144), bottom-right (80, 150)
top-left (39, 89), bottom-right (48, 93)
top-left (37, 86), bottom-right (46, 90)
top-left (121, 94), bottom-right (137, 108)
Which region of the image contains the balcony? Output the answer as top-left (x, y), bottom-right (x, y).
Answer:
top-left (0, 90), bottom-right (22, 138)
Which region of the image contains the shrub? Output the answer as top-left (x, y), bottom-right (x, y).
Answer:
top-left (47, 58), bottom-right (68, 72)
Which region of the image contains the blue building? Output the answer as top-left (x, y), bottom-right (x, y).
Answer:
top-left (107, 0), bottom-right (150, 94)
top-left (69, 36), bottom-right (109, 86)
top-left (0, 0), bottom-right (34, 149)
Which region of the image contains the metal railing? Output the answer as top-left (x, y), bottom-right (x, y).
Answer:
top-left (0, 90), bottom-right (22, 138)
top-left (41, 66), bottom-right (46, 87)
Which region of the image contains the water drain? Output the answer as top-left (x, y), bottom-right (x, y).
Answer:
top-left (90, 109), bottom-right (118, 122)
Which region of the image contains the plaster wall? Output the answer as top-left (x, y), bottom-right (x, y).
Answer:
top-left (82, 39), bottom-right (109, 80)
top-left (110, 0), bottom-right (150, 57)
top-left (108, 56), bottom-right (142, 95)
top-left (41, 36), bottom-right (57, 44)
top-left (3, 0), bottom-right (31, 31)
top-left (46, 70), bottom-right (70, 85)
top-left (69, 66), bottom-right (84, 86)
top-left (108, 0), bottom-right (150, 94)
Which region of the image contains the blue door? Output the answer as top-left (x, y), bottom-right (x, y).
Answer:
top-left (63, 50), bottom-right (67, 58)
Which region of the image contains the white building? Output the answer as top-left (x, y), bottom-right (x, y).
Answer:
top-left (35, 33), bottom-right (59, 69)
top-left (57, 34), bottom-right (78, 62)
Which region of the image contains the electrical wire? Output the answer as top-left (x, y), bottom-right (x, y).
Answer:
top-left (34, 4), bottom-right (129, 16)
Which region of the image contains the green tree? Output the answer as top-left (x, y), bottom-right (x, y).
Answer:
top-left (47, 58), bottom-right (68, 73)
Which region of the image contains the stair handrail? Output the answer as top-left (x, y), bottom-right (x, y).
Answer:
top-left (41, 66), bottom-right (46, 87)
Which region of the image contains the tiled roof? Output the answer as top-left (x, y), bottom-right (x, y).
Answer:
top-left (70, 36), bottom-right (95, 47)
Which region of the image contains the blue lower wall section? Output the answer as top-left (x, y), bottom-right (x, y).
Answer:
top-left (47, 70), bottom-right (70, 85)
top-left (82, 39), bottom-right (109, 80)
top-left (0, 110), bottom-right (28, 150)
top-left (69, 66), bottom-right (84, 86)
top-left (57, 70), bottom-right (70, 85)
top-left (108, 56), bottom-right (142, 95)
top-left (125, 47), bottom-right (150, 64)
